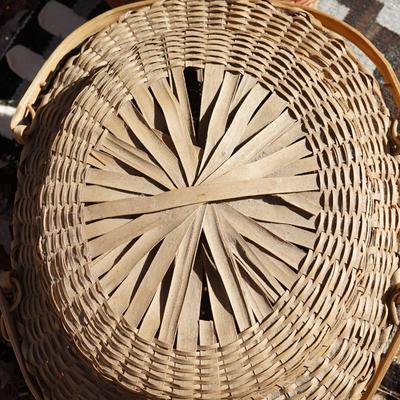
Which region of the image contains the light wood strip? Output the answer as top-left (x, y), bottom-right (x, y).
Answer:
top-left (242, 92), bottom-right (288, 142)
top-left (118, 101), bottom-right (185, 187)
top-left (272, 155), bottom-right (319, 177)
top-left (82, 185), bottom-right (139, 202)
top-left (88, 150), bottom-right (131, 173)
top-left (213, 209), bottom-right (257, 327)
top-left (89, 211), bottom-right (159, 259)
top-left (242, 276), bottom-right (273, 323)
top-left (176, 258), bottom-right (203, 351)
top-left (229, 74), bottom-right (258, 112)
top-left (85, 168), bottom-right (163, 195)
top-left (91, 243), bottom-right (130, 279)
top-left (220, 204), bottom-right (305, 270)
top-left (87, 153), bottom-right (107, 170)
top-left (88, 205), bottom-right (197, 259)
top-left (101, 132), bottom-right (175, 189)
top-left (203, 244), bottom-right (237, 346)
top-left (234, 246), bottom-right (280, 304)
top-left (246, 241), bottom-right (297, 289)
top-left (198, 64), bottom-right (225, 145)
top-left (107, 255), bottom-right (148, 316)
top-left (221, 216), bottom-right (285, 299)
top-left (259, 222), bottom-right (317, 249)
top-left (203, 205), bottom-right (251, 331)
top-left (99, 207), bottom-right (197, 295)
top-left (102, 111), bottom-right (132, 144)
top-left (209, 137), bottom-right (311, 184)
top-left (204, 111), bottom-right (300, 183)
top-left (260, 121), bottom-right (306, 158)
top-left (103, 134), bottom-right (155, 164)
top-left (197, 83), bottom-right (269, 182)
top-left (199, 320), bottom-right (217, 346)
top-left (151, 78), bottom-right (199, 185)
top-left (84, 217), bottom-right (130, 240)
top-left (138, 284), bottom-right (163, 340)
top-left (277, 192), bottom-right (322, 215)
top-left (228, 199), bottom-right (317, 229)
top-left (84, 174), bottom-right (319, 221)
top-left (130, 86), bottom-right (162, 131)
top-left (171, 67), bottom-right (196, 144)
top-left (200, 72), bottom-right (239, 169)
top-left (158, 206), bottom-right (205, 344)
top-left (130, 87), bottom-right (174, 146)
top-left (123, 214), bottom-right (195, 328)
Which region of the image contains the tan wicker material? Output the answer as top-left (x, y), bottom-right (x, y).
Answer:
top-left (5, 0), bottom-right (400, 399)
top-left (107, 1), bottom-right (319, 11)
top-left (289, 0), bottom-right (318, 6)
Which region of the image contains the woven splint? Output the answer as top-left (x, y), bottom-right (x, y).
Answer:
top-left (3, 0), bottom-right (400, 399)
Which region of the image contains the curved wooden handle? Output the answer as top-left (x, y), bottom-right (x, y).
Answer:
top-left (281, 5), bottom-right (400, 395)
top-left (0, 272), bottom-right (43, 399)
top-left (11, 0), bottom-right (400, 143)
top-left (10, 0), bottom-right (400, 143)
top-left (292, 3), bottom-right (400, 109)
top-left (361, 282), bottom-right (400, 400)
top-left (10, 0), bottom-right (155, 143)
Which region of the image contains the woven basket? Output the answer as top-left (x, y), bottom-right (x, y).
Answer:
top-left (2, 0), bottom-right (400, 399)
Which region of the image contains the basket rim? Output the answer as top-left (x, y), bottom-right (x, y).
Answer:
top-left (10, 0), bottom-right (400, 145)
top-left (4, 0), bottom-right (398, 400)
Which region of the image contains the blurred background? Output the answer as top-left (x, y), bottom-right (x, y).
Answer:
top-left (0, 0), bottom-right (399, 398)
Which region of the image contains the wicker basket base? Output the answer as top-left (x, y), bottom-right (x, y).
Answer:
top-left (8, 0), bottom-right (400, 399)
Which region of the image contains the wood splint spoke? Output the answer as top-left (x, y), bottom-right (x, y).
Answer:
top-left (83, 67), bottom-right (321, 348)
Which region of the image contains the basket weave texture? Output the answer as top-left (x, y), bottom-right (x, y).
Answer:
top-left (12, 0), bottom-right (400, 399)
top-left (290, 0), bottom-right (317, 6)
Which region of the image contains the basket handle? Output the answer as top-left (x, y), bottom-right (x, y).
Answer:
top-left (361, 273), bottom-right (400, 400)
top-left (275, 1), bottom-right (400, 110)
top-left (0, 272), bottom-right (43, 400)
top-left (11, 0), bottom-right (400, 144)
top-left (10, 0), bottom-right (155, 144)
top-left (290, 4), bottom-right (400, 397)
top-left (304, 5), bottom-right (400, 396)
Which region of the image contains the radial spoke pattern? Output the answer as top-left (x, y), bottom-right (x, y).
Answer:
top-left (84, 67), bottom-right (320, 348)
top-left (14, 0), bottom-right (399, 398)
